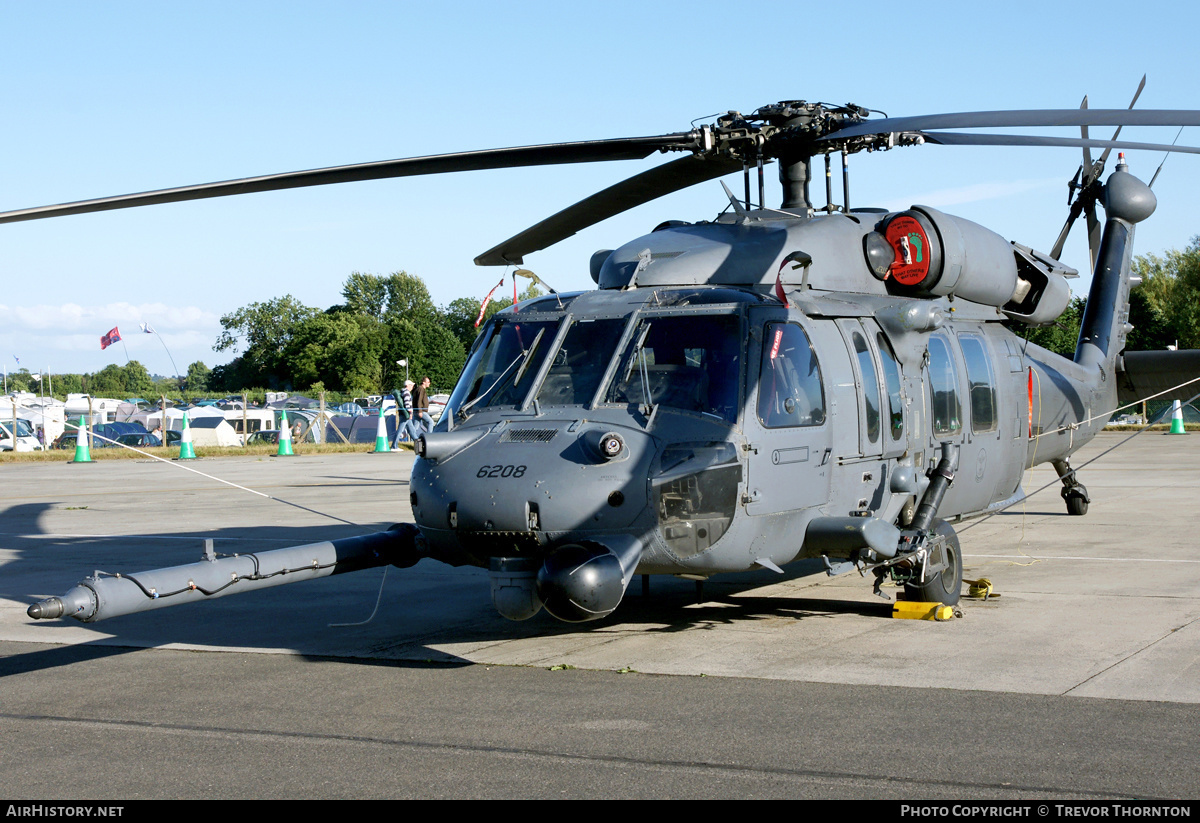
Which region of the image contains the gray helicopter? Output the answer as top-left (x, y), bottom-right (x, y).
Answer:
top-left (19, 96), bottom-right (1200, 626)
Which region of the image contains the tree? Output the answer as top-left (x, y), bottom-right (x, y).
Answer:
top-left (1132, 238), bottom-right (1200, 349)
top-left (214, 295), bottom-right (318, 388)
top-left (284, 311), bottom-right (387, 395)
top-left (341, 271), bottom-right (389, 319)
top-left (442, 296), bottom-right (487, 353)
top-left (383, 271), bottom-right (436, 320)
top-left (1009, 297), bottom-right (1085, 357)
top-left (86, 361), bottom-right (155, 397)
top-left (185, 361), bottom-right (211, 393)
top-left (5, 369), bottom-right (35, 394)
top-left (382, 315), bottom-right (465, 391)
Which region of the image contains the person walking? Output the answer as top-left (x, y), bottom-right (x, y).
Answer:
top-left (393, 380), bottom-right (417, 447)
top-left (414, 376), bottom-right (434, 433)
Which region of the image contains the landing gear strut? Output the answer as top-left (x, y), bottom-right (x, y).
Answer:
top-left (1052, 458), bottom-right (1090, 516)
top-left (869, 443), bottom-right (964, 606)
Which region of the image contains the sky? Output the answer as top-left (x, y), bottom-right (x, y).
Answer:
top-left (1, 0), bottom-right (1198, 378)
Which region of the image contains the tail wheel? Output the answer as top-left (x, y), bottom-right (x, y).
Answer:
top-left (904, 519), bottom-right (962, 606)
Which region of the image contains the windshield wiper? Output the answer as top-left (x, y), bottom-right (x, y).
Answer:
top-left (621, 322), bottom-right (652, 386)
top-left (458, 328), bottom-right (546, 420)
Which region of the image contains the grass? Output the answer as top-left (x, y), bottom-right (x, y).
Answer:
top-left (0, 441), bottom-right (415, 463)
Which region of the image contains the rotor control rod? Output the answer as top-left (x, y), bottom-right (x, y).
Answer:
top-left (910, 444), bottom-right (960, 533)
top-left (27, 525), bottom-right (423, 623)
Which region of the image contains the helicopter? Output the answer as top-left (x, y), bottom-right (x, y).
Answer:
top-left (18, 95), bottom-right (1200, 626)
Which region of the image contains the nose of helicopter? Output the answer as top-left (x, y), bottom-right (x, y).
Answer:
top-left (409, 420), bottom-right (653, 542)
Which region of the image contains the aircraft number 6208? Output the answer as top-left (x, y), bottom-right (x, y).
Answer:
top-left (476, 465), bottom-right (528, 479)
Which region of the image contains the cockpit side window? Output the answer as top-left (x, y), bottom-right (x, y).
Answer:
top-left (604, 313), bottom-right (741, 423)
top-left (958, 334), bottom-right (997, 433)
top-left (928, 335), bottom-right (962, 437)
top-left (877, 333), bottom-right (904, 442)
top-left (756, 322), bottom-right (826, 428)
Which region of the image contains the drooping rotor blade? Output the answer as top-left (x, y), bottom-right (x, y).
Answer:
top-left (0, 134), bottom-right (701, 225)
top-left (1079, 95), bottom-right (1098, 271)
top-left (1080, 95), bottom-right (1094, 179)
top-left (473, 154), bottom-right (744, 266)
top-left (917, 132), bottom-right (1200, 155)
top-left (1085, 199), bottom-right (1102, 271)
top-left (1094, 75), bottom-right (1146, 172)
top-left (824, 109), bottom-right (1200, 141)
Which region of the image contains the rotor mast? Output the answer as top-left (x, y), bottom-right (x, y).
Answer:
top-left (732, 101), bottom-right (871, 212)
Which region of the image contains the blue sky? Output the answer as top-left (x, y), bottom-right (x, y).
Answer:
top-left (2, 0), bottom-right (1198, 377)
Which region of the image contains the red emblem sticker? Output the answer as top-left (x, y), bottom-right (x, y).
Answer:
top-left (884, 216), bottom-right (931, 286)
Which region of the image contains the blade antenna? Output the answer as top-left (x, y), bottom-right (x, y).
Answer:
top-left (1149, 127), bottom-right (1185, 188)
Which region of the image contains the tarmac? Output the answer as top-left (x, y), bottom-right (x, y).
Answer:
top-left (2, 431), bottom-right (1199, 799)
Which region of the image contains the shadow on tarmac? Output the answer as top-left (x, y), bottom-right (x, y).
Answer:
top-left (2, 500), bottom-right (897, 676)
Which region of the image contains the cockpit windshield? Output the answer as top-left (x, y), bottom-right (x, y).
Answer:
top-left (534, 317), bottom-right (626, 407)
top-left (444, 317), bottom-right (560, 418)
top-left (603, 313), bottom-right (741, 423)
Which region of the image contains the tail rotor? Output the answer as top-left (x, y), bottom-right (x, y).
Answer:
top-left (1050, 76), bottom-right (1146, 269)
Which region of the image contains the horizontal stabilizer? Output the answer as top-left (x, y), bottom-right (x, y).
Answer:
top-left (1117, 350), bottom-right (1200, 406)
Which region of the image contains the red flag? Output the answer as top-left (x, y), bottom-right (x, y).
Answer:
top-left (474, 278), bottom-right (505, 328)
top-left (100, 327), bottom-right (122, 350)
top-left (774, 267), bottom-right (787, 303)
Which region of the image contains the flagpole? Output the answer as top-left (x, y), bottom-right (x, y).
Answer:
top-left (142, 323), bottom-right (180, 379)
top-left (157, 334), bottom-right (180, 379)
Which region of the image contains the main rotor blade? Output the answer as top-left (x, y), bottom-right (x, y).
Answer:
top-left (825, 109), bottom-right (1200, 140)
top-left (1085, 199), bottom-right (1102, 272)
top-left (474, 154), bottom-right (744, 266)
top-left (0, 134), bottom-right (700, 225)
top-left (917, 132), bottom-right (1200, 155)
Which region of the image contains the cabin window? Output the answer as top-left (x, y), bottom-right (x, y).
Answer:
top-left (928, 336), bottom-right (962, 437)
top-left (605, 313), bottom-right (741, 423)
top-left (756, 322), bottom-right (826, 428)
top-left (877, 333), bottom-right (904, 441)
top-left (534, 318), bottom-right (626, 407)
top-left (445, 317), bottom-right (561, 416)
top-left (959, 334), bottom-right (997, 433)
top-left (852, 331), bottom-right (881, 444)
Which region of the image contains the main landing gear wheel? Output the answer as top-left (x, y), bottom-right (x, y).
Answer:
top-left (1063, 488), bottom-right (1089, 516)
top-left (904, 519), bottom-right (962, 606)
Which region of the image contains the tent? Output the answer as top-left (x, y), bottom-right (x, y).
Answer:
top-left (143, 408), bottom-right (189, 431)
top-left (186, 416), bottom-right (241, 447)
top-left (185, 405), bottom-right (226, 419)
top-left (325, 414), bottom-right (396, 444)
